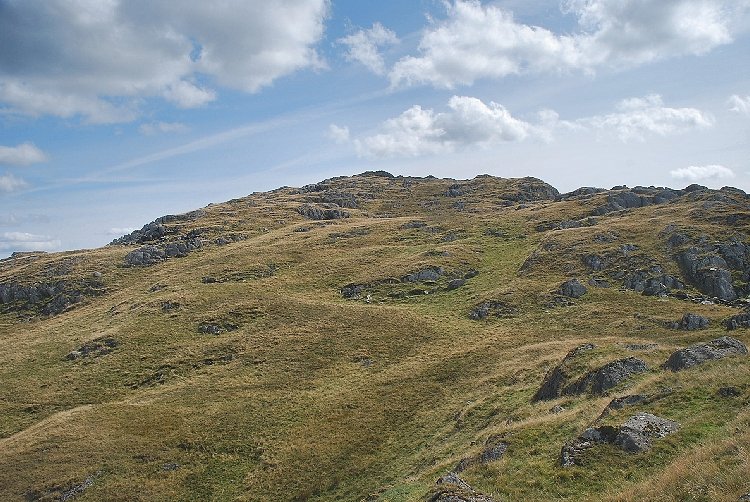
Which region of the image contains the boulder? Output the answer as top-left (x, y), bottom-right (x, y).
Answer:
top-left (469, 300), bottom-right (517, 320)
top-left (561, 413), bottom-right (679, 466)
top-left (403, 267), bottom-right (444, 283)
top-left (297, 204), bottom-right (350, 220)
top-left (669, 313), bottom-right (710, 330)
top-left (532, 344), bottom-right (595, 401)
top-left (447, 279), bottom-right (467, 290)
top-left (726, 312), bottom-right (750, 330)
top-left (558, 279), bottom-right (587, 298)
top-left (676, 248), bottom-right (736, 301)
top-left (562, 357), bottom-right (648, 396)
top-left (341, 283), bottom-right (367, 299)
top-left (66, 337), bottom-right (118, 360)
top-left (663, 336), bottom-right (748, 371)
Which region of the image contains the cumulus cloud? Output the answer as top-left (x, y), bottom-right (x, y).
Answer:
top-left (0, 143), bottom-right (48, 166)
top-left (351, 93), bottom-right (712, 158)
top-left (729, 94), bottom-right (750, 115)
top-left (581, 94), bottom-right (713, 141)
top-left (670, 164), bottom-right (735, 181)
top-left (0, 232), bottom-right (61, 252)
top-left (338, 23), bottom-right (399, 75)
top-left (327, 124), bottom-right (351, 144)
top-left (163, 81), bottom-right (216, 108)
top-left (355, 95), bottom-right (531, 158)
top-left (107, 227), bottom-right (137, 236)
top-left (0, 0), bottom-right (329, 123)
top-left (139, 122), bottom-right (189, 135)
top-left (0, 174), bottom-right (28, 193)
top-left (389, 0), bottom-right (749, 88)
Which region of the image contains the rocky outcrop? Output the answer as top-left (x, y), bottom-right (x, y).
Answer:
top-left (676, 248), bottom-right (736, 301)
top-left (561, 413), bottom-right (679, 466)
top-left (622, 267), bottom-right (684, 296)
top-left (109, 210), bottom-right (205, 245)
top-left (469, 300), bottom-right (517, 320)
top-left (402, 266), bottom-right (444, 283)
top-left (558, 278), bottom-right (587, 298)
top-left (663, 336), bottom-right (748, 371)
top-left (562, 357), bottom-right (648, 396)
top-left (591, 186), bottom-right (682, 216)
top-left (123, 238), bottom-right (202, 267)
top-left (668, 313), bottom-right (709, 330)
top-left (726, 312), bottom-right (750, 330)
top-left (297, 203), bottom-right (350, 220)
top-left (532, 344), bottom-right (595, 401)
top-left (0, 276), bottom-right (106, 316)
top-left (66, 337), bottom-right (118, 360)
top-left (429, 472), bottom-right (496, 502)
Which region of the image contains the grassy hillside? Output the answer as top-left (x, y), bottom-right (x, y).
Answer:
top-left (1, 172), bottom-right (749, 501)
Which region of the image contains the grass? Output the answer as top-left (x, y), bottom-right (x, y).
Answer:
top-left (0, 173), bottom-right (748, 501)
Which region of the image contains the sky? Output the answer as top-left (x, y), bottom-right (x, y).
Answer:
top-left (1, 0), bottom-right (749, 256)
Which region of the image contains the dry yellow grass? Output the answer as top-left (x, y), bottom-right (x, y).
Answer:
top-left (0, 173), bottom-right (748, 501)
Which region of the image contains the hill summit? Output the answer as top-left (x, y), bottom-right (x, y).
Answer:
top-left (1, 172), bottom-right (749, 501)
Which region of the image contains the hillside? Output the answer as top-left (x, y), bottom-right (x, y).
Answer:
top-left (1, 172), bottom-right (749, 501)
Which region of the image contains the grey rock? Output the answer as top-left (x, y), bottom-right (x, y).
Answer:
top-left (606, 394), bottom-right (647, 410)
top-left (588, 277), bottom-right (611, 288)
top-left (66, 337), bottom-right (118, 360)
top-left (479, 442), bottom-right (508, 464)
top-left (447, 279), bottom-right (467, 290)
top-left (583, 254), bottom-right (606, 271)
top-left (401, 220), bottom-right (428, 229)
top-left (726, 312), bottom-right (750, 330)
top-left (469, 300), bottom-right (517, 320)
top-left (676, 248), bottom-right (736, 301)
top-left (717, 386), bottom-right (741, 397)
top-left (562, 413), bottom-right (679, 466)
top-left (446, 184), bottom-right (464, 197)
top-left (198, 323), bottom-right (228, 335)
top-left (663, 336), bottom-right (748, 371)
top-left (563, 357), bottom-right (648, 396)
top-left (532, 343), bottom-right (595, 401)
top-left (297, 204), bottom-right (350, 220)
top-left (341, 283), bottom-right (367, 299)
top-left (550, 404), bottom-right (565, 414)
top-left (403, 267), bottom-right (444, 283)
top-left (669, 313), bottom-right (710, 330)
top-left (558, 278), bottom-right (587, 298)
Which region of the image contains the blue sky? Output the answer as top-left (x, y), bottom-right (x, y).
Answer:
top-left (1, 0), bottom-right (749, 256)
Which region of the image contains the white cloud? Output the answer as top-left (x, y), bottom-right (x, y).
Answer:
top-left (163, 81), bottom-right (216, 109)
top-left (0, 143), bottom-right (48, 166)
top-left (670, 164), bottom-right (735, 181)
top-left (389, 0), bottom-right (749, 88)
top-left (729, 94), bottom-right (750, 115)
top-left (0, 174), bottom-right (28, 193)
top-left (139, 121), bottom-right (189, 135)
top-left (338, 23), bottom-right (399, 75)
top-left (0, 232), bottom-right (61, 252)
top-left (327, 124), bottom-right (351, 144)
top-left (355, 95), bottom-right (531, 158)
top-left (581, 94), bottom-right (713, 141)
top-left (107, 227), bottom-right (137, 236)
top-left (0, 0), bottom-right (329, 123)
top-left (0, 213), bottom-right (49, 226)
top-left (352, 93), bottom-right (713, 158)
